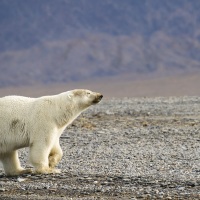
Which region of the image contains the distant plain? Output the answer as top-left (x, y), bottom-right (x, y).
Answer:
top-left (0, 72), bottom-right (200, 98)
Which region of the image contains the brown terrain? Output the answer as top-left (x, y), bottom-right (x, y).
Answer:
top-left (0, 72), bottom-right (200, 98)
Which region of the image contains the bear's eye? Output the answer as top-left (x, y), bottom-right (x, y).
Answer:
top-left (87, 92), bottom-right (91, 95)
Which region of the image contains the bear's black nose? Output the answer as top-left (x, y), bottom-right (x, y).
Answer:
top-left (99, 95), bottom-right (103, 99)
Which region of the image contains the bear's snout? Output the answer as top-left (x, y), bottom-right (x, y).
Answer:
top-left (97, 93), bottom-right (103, 101)
top-left (93, 93), bottom-right (103, 104)
top-left (99, 94), bottom-right (103, 100)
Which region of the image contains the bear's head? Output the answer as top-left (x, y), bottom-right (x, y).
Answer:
top-left (67, 89), bottom-right (103, 109)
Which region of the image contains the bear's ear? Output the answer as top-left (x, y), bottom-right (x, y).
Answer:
top-left (66, 91), bottom-right (73, 99)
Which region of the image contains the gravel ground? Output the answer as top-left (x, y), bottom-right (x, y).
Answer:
top-left (0, 97), bottom-right (200, 199)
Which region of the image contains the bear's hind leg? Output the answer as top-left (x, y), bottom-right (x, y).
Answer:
top-left (1, 151), bottom-right (32, 176)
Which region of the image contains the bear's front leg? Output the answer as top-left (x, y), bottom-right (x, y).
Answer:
top-left (29, 140), bottom-right (60, 174)
top-left (29, 131), bottom-right (62, 174)
top-left (1, 151), bottom-right (32, 176)
top-left (48, 139), bottom-right (63, 172)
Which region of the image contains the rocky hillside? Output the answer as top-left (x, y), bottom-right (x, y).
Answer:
top-left (1, 0), bottom-right (200, 86)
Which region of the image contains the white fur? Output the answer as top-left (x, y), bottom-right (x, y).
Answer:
top-left (0, 89), bottom-right (102, 175)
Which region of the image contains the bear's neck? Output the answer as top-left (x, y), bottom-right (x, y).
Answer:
top-left (54, 96), bottom-right (86, 129)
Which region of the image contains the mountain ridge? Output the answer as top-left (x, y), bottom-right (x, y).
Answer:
top-left (0, 0), bottom-right (200, 87)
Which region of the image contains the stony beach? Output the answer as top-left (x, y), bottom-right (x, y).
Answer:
top-left (0, 97), bottom-right (200, 199)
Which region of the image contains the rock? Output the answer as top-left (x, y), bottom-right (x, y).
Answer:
top-left (0, 188), bottom-right (5, 192)
top-left (186, 181), bottom-right (197, 187)
top-left (17, 177), bottom-right (27, 182)
top-left (178, 186), bottom-right (185, 191)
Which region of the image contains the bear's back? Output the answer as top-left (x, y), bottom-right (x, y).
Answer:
top-left (0, 96), bottom-right (35, 117)
top-left (0, 95), bottom-right (34, 106)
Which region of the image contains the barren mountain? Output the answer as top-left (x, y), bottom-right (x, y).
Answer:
top-left (0, 0), bottom-right (200, 86)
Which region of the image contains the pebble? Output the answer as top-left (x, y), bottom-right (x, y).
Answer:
top-left (186, 181), bottom-right (197, 187)
top-left (17, 177), bottom-right (27, 182)
top-left (178, 186), bottom-right (185, 191)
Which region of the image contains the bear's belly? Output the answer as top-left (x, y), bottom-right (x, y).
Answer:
top-left (0, 136), bottom-right (29, 154)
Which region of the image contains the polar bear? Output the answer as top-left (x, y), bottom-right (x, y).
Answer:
top-left (0, 89), bottom-right (103, 176)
